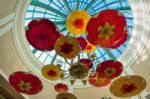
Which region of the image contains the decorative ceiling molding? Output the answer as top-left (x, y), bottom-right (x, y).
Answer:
top-left (0, 13), bottom-right (14, 37)
top-left (0, 13), bottom-right (14, 27)
top-left (119, 0), bottom-right (150, 69)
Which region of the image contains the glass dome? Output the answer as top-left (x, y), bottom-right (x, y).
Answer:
top-left (25, 0), bottom-right (133, 72)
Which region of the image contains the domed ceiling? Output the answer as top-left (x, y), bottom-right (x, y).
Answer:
top-left (1, 0), bottom-right (150, 99)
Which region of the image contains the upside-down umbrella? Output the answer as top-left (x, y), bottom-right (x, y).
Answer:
top-left (84, 41), bottom-right (96, 53)
top-left (96, 60), bottom-right (123, 79)
top-left (56, 93), bottom-right (77, 99)
top-left (77, 37), bottom-right (87, 51)
top-left (79, 59), bottom-right (93, 69)
top-left (41, 64), bottom-right (61, 80)
top-left (54, 83), bottom-right (68, 93)
top-left (88, 73), bottom-right (111, 87)
top-left (87, 9), bottom-right (127, 48)
top-left (110, 75), bottom-right (147, 97)
top-left (26, 19), bottom-right (60, 51)
top-left (9, 71), bottom-right (43, 95)
top-left (54, 36), bottom-right (81, 59)
top-left (66, 10), bottom-right (90, 35)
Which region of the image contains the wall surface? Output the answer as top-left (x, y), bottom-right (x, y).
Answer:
top-left (0, 0), bottom-right (17, 19)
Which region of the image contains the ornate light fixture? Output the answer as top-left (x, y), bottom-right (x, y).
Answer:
top-left (59, 54), bottom-right (96, 85)
top-left (69, 62), bottom-right (89, 84)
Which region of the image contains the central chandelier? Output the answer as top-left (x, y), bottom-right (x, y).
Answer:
top-left (60, 54), bottom-right (96, 85)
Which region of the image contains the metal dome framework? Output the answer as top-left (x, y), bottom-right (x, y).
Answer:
top-left (25, 0), bottom-right (133, 72)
